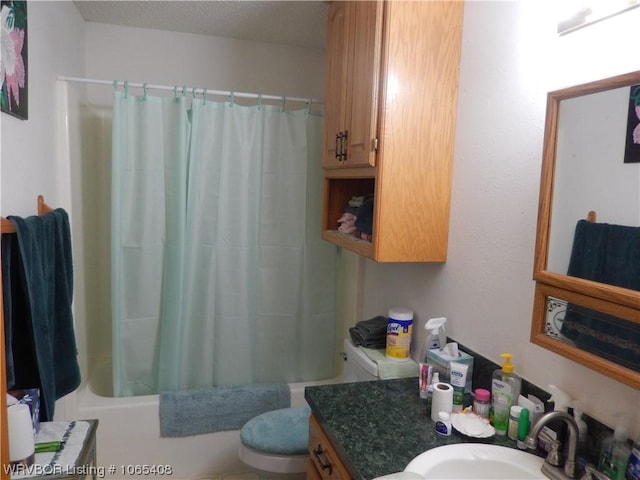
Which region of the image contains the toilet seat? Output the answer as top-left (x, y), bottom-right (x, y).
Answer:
top-left (239, 406), bottom-right (311, 476)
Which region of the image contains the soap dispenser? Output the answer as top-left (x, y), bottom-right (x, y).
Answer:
top-left (491, 353), bottom-right (522, 436)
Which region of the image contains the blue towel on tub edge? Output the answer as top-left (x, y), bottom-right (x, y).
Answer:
top-left (159, 382), bottom-right (291, 437)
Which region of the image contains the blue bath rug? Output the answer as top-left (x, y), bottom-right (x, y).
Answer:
top-left (159, 383), bottom-right (291, 437)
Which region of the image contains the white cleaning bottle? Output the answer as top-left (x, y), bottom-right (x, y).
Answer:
top-left (571, 400), bottom-right (588, 449)
top-left (419, 317), bottom-right (447, 363)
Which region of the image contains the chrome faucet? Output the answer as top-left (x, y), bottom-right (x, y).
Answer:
top-left (523, 411), bottom-right (580, 480)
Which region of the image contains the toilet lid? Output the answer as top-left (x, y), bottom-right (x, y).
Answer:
top-left (240, 406), bottom-right (311, 455)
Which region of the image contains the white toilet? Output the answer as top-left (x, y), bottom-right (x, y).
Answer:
top-left (238, 337), bottom-right (414, 478)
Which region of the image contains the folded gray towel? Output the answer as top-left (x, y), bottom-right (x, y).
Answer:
top-left (349, 315), bottom-right (388, 349)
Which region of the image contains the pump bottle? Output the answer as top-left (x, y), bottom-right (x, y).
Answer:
top-left (491, 353), bottom-right (521, 436)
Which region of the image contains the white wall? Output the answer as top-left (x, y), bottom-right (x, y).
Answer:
top-left (1, 1), bottom-right (86, 215)
top-left (83, 22), bottom-right (325, 106)
top-left (362, 2), bottom-right (640, 437)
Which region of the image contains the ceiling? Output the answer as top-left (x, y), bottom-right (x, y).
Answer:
top-left (73, 0), bottom-right (327, 49)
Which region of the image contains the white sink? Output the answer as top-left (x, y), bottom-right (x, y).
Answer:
top-left (404, 443), bottom-right (545, 479)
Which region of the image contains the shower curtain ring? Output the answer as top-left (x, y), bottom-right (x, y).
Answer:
top-left (143, 83), bottom-right (148, 99)
top-left (257, 94), bottom-right (263, 110)
top-left (203, 89), bottom-right (208, 105)
top-left (281, 96), bottom-right (286, 112)
top-left (306, 99), bottom-right (312, 114)
top-left (230, 91), bottom-right (235, 106)
top-left (124, 81), bottom-right (129, 98)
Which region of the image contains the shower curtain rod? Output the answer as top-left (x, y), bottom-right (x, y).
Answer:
top-left (57, 76), bottom-right (323, 106)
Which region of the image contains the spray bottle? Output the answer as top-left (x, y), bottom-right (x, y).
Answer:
top-left (419, 317), bottom-right (447, 362)
top-left (571, 400), bottom-right (588, 451)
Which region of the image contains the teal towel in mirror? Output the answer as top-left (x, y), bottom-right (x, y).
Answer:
top-left (561, 219), bottom-right (640, 372)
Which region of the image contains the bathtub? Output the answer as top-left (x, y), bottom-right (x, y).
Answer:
top-left (73, 360), bottom-right (338, 479)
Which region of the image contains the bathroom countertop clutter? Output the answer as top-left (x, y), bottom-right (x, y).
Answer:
top-left (304, 377), bottom-right (528, 480)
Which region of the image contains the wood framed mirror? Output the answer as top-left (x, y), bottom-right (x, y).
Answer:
top-left (531, 70), bottom-right (640, 389)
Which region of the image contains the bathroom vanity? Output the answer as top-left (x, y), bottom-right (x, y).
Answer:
top-left (305, 378), bottom-right (525, 480)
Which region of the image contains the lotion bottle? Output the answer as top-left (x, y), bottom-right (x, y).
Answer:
top-left (491, 353), bottom-right (521, 436)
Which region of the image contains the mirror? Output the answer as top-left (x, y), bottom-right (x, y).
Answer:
top-left (532, 71), bottom-right (640, 389)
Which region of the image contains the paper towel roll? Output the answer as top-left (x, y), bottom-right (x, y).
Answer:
top-left (8, 404), bottom-right (35, 462)
top-left (431, 382), bottom-right (454, 422)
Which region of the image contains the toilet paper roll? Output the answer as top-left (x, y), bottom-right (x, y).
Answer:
top-left (431, 382), bottom-right (454, 422)
top-left (8, 404), bottom-right (35, 462)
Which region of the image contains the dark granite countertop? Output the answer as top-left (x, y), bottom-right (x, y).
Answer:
top-left (305, 377), bottom-right (527, 480)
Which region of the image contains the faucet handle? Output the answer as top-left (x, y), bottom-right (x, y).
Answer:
top-left (538, 430), bottom-right (563, 466)
top-left (581, 465), bottom-right (610, 480)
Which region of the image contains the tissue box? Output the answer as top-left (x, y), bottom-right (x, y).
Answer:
top-left (8, 388), bottom-right (40, 434)
top-left (426, 348), bottom-right (474, 393)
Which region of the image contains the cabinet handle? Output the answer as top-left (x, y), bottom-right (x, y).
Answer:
top-left (335, 133), bottom-right (342, 160)
top-left (312, 444), bottom-right (333, 475)
top-left (341, 130), bottom-right (348, 162)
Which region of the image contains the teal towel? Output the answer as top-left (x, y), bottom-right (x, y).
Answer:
top-left (561, 220), bottom-right (640, 371)
top-left (159, 383), bottom-right (291, 437)
top-left (1, 209), bottom-right (80, 421)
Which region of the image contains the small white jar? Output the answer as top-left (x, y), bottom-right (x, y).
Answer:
top-left (435, 411), bottom-right (452, 436)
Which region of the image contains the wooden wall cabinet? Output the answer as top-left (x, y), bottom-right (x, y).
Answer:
top-left (323, 1), bottom-right (383, 170)
top-left (321, 1), bottom-right (464, 262)
top-left (307, 415), bottom-right (351, 480)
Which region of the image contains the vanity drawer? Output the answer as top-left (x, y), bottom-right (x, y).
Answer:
top-left (308, 414), bottom-right (351, 480)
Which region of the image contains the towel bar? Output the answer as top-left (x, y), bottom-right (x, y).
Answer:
top-left (1, 195), bottom-right (54, 233)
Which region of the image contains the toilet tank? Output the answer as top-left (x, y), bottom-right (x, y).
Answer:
top-left (342, 338), bottom-right (379, 382)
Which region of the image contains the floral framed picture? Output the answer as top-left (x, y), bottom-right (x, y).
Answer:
top-left (1, 0), bottom-right (28, 120)
top-left (624, 83), bottom-right (640, 163)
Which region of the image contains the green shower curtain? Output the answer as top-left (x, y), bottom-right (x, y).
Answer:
top-left (111, 88), bottom-right (336, 397)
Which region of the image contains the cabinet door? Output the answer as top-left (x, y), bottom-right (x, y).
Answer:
top-left (344, 1), bottom-right (383, 168)
top-left (308, 414), bottom-right (352, 480)
top-left (323, 1), bottom-right (349, 168)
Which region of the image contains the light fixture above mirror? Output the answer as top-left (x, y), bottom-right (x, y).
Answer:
top-left (557, 0), bottom-right (639, 35)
